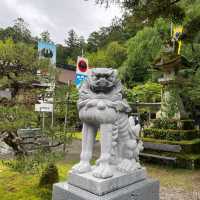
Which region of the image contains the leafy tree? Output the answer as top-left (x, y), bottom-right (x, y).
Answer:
top-left (102, 17), bottom-right (128, 44)
top-left (181, 1), bottom-right (200, 50)
top-left (54, 84), bottom-right (79, 128)
top-left (132, 82), bottom-right (161, 103)
top-left (87, 50), bottom-right (108, 67)
top-left (0, 18), bottom-right (34, 44)
top-left (64, 29), bottom-right (84, 61)
top-left (56, 44), bottom-right (69, 66)
top-left (65, 29), bottom-right (78, 48)
top-left (92, 0), bottom-right (184, 23)
top-left (0, 39), bottom-right (49, 96)
top-left (105, 41), bottom-right (127, 68)
top-left (86, 27), bottom-right (111, 52)
top-left (87, 41), bottom-right (127, 68)
top-left (119, 18), bottom-right (170, 86)
top-left (87, 31), bottom-right (102, 52)
top-left (87, 18), bottom-right (127, 52)
top-left (13, 18), bottom-right (31, 38)
top-left (0, 38), bottom-right (52, 155)
top-left (0, 105), bottom-right (39, 155)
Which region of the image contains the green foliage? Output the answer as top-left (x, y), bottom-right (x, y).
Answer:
top-left (0, 39), bottom-right (38, 74)
top-left (123, 87), bottom-right (137, 103)
top-left (106, 41), bottom-right (127, 68)
top-left (87, 41), bottom-right (127, 68)
top-left (87, 18), bottom-right (127, 53)
top-left (0, 18), bottom-right (35, 44)
top-left (56, 44), bottom-right (68, 66)
top-left (119, 18), bottom-right (170, 85)
top-left (94, 0), bottom-right (185, 23)
top-left (152, 118), bottom-right (195, 130)
top-left (87, 31), bottom-right (102, 52)
top-left (1, 151), bottom-right (64, 174)
top-left (152, 118), bottom-right (178, 130)
top-left (0, 160), bottom-right (73, 200)
top-left (87, 50), bottom-right (108, 67)
top-left (54, 84), bottom-right (79, 127)
top-left (0, 39), bottom-right (50, 92)
top-left (0, 105), bottom-right (39, 132)
top-left (181, 45), bottom-right (200, 110)
top-left (144, 128), bottom-right (199, 141)
top-left (132, 82), bottom-right (161, 102)
top-left (64, 29), bottom-right (86, 61)
top-left (39, 164), bottom-right (59, 188)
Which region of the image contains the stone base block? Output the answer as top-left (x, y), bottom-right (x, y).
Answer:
top-left (68, 166), bottom-right (147, 195)
top-left (52, 178), bottom-right (160, 200)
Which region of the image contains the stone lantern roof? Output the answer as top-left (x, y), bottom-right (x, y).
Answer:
top-left (153, 55), bottom-right (192, 72)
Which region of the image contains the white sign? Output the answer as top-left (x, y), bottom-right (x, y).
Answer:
top-left (35, 103), bottom-right (53, 113)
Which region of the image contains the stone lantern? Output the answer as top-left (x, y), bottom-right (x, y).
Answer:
top-left (154, 43), bottom-right (191, 120)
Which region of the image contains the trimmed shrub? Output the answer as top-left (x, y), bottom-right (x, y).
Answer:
top-left (143, 128), bottom-right (199, 141)
top-left (152, 119), bottom-right (178, 129)
top-left (39, 163), bottom-right (59, 188)
top-left (152, 119), bottom-right (195, 130)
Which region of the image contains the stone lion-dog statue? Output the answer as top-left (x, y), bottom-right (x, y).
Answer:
top-left (72, 68), bottom-right (143, 179)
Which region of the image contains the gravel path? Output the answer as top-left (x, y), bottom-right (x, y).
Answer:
top-left (160, 187), bottom-right (200, 200)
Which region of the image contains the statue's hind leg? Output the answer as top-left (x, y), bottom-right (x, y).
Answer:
top-left (72, 123), bottom-right (97, 173)
top-left (93, 124), bottom-right (113, 179)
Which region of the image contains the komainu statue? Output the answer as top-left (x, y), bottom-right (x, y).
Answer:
top-left (72, 68), bottom-right (143, 179)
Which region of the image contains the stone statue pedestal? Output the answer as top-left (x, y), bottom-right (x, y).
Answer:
top-left (52, 166), bottom-right (159, 200)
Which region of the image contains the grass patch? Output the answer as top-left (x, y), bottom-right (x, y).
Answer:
top-left (0, 161), bottom-right (74, 200)
top-left (73, 132), bottom-right (100, 140)
top-left (1, 159), bottom-right (200, 200)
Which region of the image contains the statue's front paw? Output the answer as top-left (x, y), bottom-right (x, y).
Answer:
top-left (72, 161), bottom-right (92, 174)
top-left (92, 163), bottom-right (113, 179)
top-left (117, 159), bottom-right (141, 173)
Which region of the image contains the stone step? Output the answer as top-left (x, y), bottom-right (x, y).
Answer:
top-left (140, 153), bottom-right (177, 162)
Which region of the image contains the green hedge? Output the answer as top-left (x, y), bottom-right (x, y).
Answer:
top-left (152, 119), bottom-right (195, 130)
top-left (142, 138), bottom-right (200, 154)
top-left (143, 128), bottom-right (199, 141)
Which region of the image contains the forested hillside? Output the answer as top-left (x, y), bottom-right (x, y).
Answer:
top-left (0, 0), bottom-right (199, 115)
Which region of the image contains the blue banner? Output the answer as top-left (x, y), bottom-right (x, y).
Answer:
top-left (38, 41), bottom-right (56, 65)
top-left (75, 73), bottom-right (88, 88)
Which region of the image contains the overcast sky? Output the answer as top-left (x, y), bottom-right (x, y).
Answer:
top-left (0, 0), bottom-right (122, 44)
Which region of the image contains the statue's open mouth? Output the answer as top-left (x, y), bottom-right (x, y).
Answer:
top-left (91, 84), bottom-right (113, 93)
top-left (90, 80), bottom-right (114, 93)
